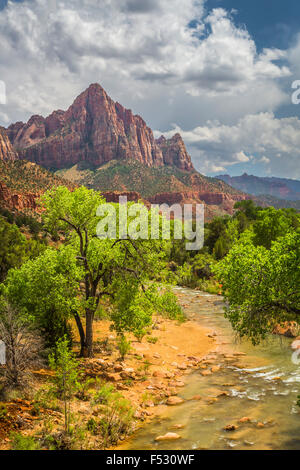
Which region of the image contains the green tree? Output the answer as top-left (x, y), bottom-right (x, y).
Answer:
top-left (39, 186), bottom-right (169, 357)
top-left (234, 199), bottom-right (260, 220)
top-left (4, 245), bottom-right (83, 349)
top-left (214, 230), bottom-right (300, 344)
top-left (252, 207), bottom-right (295, 249)
top-left (0, 218), bottom-right (26, 282)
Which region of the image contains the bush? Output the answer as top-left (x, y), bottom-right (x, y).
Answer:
top-left (116, 335), bottom-right (131, 360)
top-left (93, 383), bottom-right (115, 405)
top-left (99, 393), bottom-right (134, 448)
top-left (156, 288), bottom-right (185, 321)
top-left (0, 303), bottom-right (43, 388)
top-left (10, 432), bottom-right (41, 450)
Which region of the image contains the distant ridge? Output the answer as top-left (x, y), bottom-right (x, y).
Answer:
top-left (216, 173), bottom-right (300, 201)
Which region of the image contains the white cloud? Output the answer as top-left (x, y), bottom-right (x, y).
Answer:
top-left (0, 0), bottom-right (290, 128)
top-left (158, 112), bottom-right (300, 178)
top-left (0, 0), bottom-right (297, 178)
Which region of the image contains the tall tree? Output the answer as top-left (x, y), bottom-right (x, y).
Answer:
top-left (214, 230), bottom-right (300, 344)
top-left (38, 186), bottom-right (167, 357)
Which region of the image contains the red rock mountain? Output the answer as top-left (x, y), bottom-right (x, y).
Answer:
top-left (7, 83), bottom-right (194, 171)
top-left (0, 127), bottom-right (17, 161)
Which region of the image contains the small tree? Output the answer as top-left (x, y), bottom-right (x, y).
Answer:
top-left (0, 302), bottom-right (42, 388)
top-left (49, 337), bottom-right (79, 434)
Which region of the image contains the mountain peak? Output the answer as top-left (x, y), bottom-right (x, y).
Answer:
top-left (7, 83), bottom-right (194, 172)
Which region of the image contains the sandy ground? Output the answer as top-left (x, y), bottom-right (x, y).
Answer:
top-left (0, 307), bottom-right (218, 450)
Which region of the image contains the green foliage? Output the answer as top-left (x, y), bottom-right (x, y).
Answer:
top-left (147, 335), bottom-right (158, 344)
top-left (214, 230), bottom-right (300, 344)
top-left (10, 432), bottom-right (41, 450)
top-left (98, 392), bottom-right (134, 448)
top-left (0, 404), bottom-right (8, 419)
top-left (75, 376), bottom-right (95, 401)
top-left (116, 335), bottom-right (131, 360)
top-left (155, 288), bottom-right (185, 321)
top-left (111, 282), bottom-right (153, 341)
top-left (0, 218), bottom-right (26, 282)
top-left (49, 337), bottom-right (79, 433)
top-left (93, 383), bottom-right (115, 405)
top-left (39, 185), bottom-right (170, 356)
top-left (86, 417), bottom-right (98, 435)
top-left (4, 245), bottom-right (82, 348)
top-left (252, 207), bottom-right (299, 249)
top-left (89, 384), bottom-right (134, 447)
top-left (234, 199), bottom-right (260, 220)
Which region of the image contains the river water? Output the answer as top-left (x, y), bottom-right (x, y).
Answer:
top-left (124, 287), bottom-right (300, 450)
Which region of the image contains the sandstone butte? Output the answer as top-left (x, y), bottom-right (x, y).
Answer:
top-left (5, 83), bottom-right (194, 172)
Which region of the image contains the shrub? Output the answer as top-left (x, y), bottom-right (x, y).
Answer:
top-left (49, 336), bottom-right (79, 434)
top-left (147, 336), bottom-right (158, 344)
top-left (93, 383), bottom-right (115, 405)
top-left (99, 393), bottom-right (134, 448)
top-left (10, 433), bottom-right (41, 450)
top-left (0, 303), bottom-right (43, 388)
top-left (116, 335), bottom-right (131, 360)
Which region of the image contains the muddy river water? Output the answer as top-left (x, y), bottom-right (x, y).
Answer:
top-left (124, 287), bottom-right (300, 450)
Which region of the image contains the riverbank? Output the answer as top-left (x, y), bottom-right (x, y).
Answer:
top-left (0, 291), bottom-right (219, 450)
top-left (120, 287), bottom-right (300, 451)
top-left (1, 288), bottom-right (299, 450)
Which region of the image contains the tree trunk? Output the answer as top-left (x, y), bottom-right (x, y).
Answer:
top-left (85, 309), bottom-right (94, 358)
top-left (73, 312), bottom-right (86, 357)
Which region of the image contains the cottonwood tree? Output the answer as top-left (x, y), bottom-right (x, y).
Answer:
top-left (214, 230), bottom-right (300, 344)
top-left (4, 245), bottom-right (83, 349)
top-left (37, 186), bottom-right (170, 357)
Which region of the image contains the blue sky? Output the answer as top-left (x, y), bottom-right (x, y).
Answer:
top-left (206, 0), bottom-right (300, 51)
top-left (0, 0), bottom-right (299, 179)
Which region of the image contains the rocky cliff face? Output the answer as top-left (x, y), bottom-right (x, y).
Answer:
top-left (0, 127), bottom-right (18, 161)
top-left (7, 83), bottom-right (194, 171)
top-left (155, 134), bottom-right (193, 171)
top-left (0, 181), bottom-right (38, 211)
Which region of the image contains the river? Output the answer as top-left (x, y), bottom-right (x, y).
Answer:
top-left (123, 287), bottom-right (300, 450)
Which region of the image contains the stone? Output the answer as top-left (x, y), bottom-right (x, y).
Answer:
top-left (224, 424), bottom-right (238, 431)
top-left (291, 340), bottom-right (300, 350)
top-left (152, 370), bottom-right (164, 378)
top-left (155, 433), bottom-right (181, 442)
top-left (239, 417), bottom-right (251, 423)
top-left (166, 396), bottom-right (184, 406)
top-left (201, 370), bottom-right (212, 376)
top-left (191, 395), bottom-right (202, 401)
top-left (211, 366), bottom-right (221, 373)
top-left (106, 373), bottom-right (121, 382)
top-left (273, 322), bottom-right (300, 338)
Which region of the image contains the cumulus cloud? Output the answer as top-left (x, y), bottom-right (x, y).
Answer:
top-left (0, 0), bottom-right (290, 125)
top-left (157, 112), bottom-right (300, 178)
top-left (0, 0), bottom-right (297, 178)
